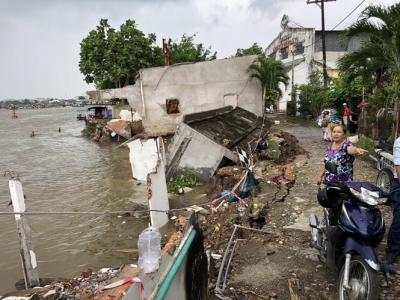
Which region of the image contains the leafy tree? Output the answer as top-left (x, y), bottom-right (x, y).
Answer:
top-left (79, 19), bottom-right (163, 89)
top-left (167, 33), bottom-right (216, 64)
top-left (338, 3), bottom-right (400, 139)
top-left (247, 54), bottom-right (289, 108)
top-left (235, 43), bottom-right (263, 57)
top-left (297, 69), bottom-right (326, 117)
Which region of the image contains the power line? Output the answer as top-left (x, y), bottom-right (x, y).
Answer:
top-left (302, 0), bottom-right (368, 51)
top-left (292, 0), bottom-right (370, 75)
top-left (331, 0), bottom-right (367, 30)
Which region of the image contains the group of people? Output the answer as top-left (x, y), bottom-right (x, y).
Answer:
top-left (316, 117), bottom-right (400, 265)
top-left (321, 103), bottom-right (358, 141)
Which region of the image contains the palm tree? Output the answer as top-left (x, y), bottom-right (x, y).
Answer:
top-left (247, 54), bottom-right (289, 109)
top-left (338, 3), bottom-right (400, 139)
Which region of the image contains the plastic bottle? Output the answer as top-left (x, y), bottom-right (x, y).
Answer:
top-left (137, 226), bottom-right (162, 273)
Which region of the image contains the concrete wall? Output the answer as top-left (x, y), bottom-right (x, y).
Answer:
top-left (87, 56), bottom-right (263, 134)
top-left (166, 123), bottom-right (238, 182)
top-left (127, 137), bottom-right (169, 229)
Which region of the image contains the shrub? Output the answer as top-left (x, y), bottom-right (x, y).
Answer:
top-left (167, 171), bottom-right (201, 193)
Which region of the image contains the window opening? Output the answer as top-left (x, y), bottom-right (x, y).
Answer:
top-left (281, 47), bottom-right (289, 59)
top-left (166, 99), bottom-right (181, 114)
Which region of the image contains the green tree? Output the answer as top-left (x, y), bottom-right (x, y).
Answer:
top-left (235, 43), bottom-right (263, 57)
top-left (338, 3), bottom-right (400, 139)
top-left (247, 54), bottom-right (289, 108)
top-left (79, 19), bottom-right (163, 89)
top-left (167, 33), bottom-right (216, 64)
top-left (297, 69), bottom-right (326, 117)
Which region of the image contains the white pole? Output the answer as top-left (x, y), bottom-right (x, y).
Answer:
top-left (9, 179), bottom-right (40, 288)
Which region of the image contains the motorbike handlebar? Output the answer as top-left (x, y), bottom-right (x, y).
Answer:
top-left (322, 180), bottom-right (342, 187)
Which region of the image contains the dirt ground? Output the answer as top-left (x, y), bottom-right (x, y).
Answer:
top-left (199, 114), bottom-right (400, 300)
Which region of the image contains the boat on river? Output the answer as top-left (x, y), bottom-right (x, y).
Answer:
top-left (76, 109), bottom-right (86, 120)
top-left (85, 105), bottom-right (112, 122)
top-left (75, 106), bottom-right (112, 122)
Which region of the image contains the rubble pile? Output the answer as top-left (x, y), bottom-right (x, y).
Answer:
top-left (3, 267), bottom-right (122, 300)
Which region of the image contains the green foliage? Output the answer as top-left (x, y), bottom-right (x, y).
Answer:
top-left (286, 100), bottom-right (297, 116)
top-left (298, 71), bottom-right (370, 119)
top-left (355, 136), bottom-right (375, 153)
top-left (79, 19), bottom-right (163, 89)
top-left (247, 54), bottom-right (289, 103)
top-left (81, 126), bottom-right (96, 137)
top-left (167, 33), bottom-right (217, 64)
top-left (377, 110), bottom-right (394, 140)
top-left (167, 171), bottom-right (201, 193)
top-left (235, 43), bottom-right (263, 57)
top-left (338, 3), bottom-right (400, 92)
top-left (338, 2), bottom-right (400, 139)
top-left (325, 76), bottom-right (369, 116)
top-left (297, 70), bottom-right (326, 117)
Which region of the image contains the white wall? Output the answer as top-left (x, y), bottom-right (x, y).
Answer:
top-left (87, 56), bottom-right (263, 134)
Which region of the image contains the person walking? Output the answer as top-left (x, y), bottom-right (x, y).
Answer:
top-left (316, 124), bottom-right (368, 184)
top-left (343, 103), bottom-right (349, 130)
top-left (348, 111), bottom-right (358, 134)
top-left (384, 137), bottom-right (400, 264)
top-left (321, 111), bottom-right (332, 141)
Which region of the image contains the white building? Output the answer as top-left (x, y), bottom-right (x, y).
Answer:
top-left (265, 25), bottom-right (364, 112)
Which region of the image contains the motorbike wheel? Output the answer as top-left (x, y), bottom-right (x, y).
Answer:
top-left (337, 255), bottom-right (379, 300)
top-left (376, 168), bottom-right (394, 194)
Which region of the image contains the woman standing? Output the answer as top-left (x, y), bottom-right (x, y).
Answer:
top-left (321, 111), bottom-right (332, 141)
top-left (316, 124), bottom-right (368, 184)
top-left (348, 111), bottom-right (358, 134)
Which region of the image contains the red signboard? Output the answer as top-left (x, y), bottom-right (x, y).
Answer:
top-left (273, 36), bottom-right (300, 52)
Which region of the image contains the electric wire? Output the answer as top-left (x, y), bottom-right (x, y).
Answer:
top-left (300, 0), bottom-right (368, 52)
top-left (283, 0), bottom-right (370, 76)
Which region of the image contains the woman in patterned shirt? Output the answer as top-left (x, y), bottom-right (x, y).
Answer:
top-left (316, 124), bottom-right (368, 185)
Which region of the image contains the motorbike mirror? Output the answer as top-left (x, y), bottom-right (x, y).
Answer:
top-left (325, 162), bottom-right (338, 174)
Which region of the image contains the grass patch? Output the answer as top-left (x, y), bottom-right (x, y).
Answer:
top-left (355, 135), bottom-right (375, 153)
top-left (167, 171), bottom-right (201, 193)
top-left (268, 140), bottom-right (280, 161)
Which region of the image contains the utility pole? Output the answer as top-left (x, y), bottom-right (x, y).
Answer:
top-left (306, 0), bottom-right (336, 87)
top-left (291, 48), bottom-right (295, 101)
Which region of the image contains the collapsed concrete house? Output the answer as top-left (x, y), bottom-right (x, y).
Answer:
top-left (86, 55), bottom-right (263, 135)
top-left (166, 106), bottom-right (270, 182)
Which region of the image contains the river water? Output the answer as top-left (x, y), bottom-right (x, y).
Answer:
top-left (0, 107), bottom-right (154, 294)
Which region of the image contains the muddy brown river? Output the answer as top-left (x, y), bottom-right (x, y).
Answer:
top-left (0, 107), bottom-right (154, 294)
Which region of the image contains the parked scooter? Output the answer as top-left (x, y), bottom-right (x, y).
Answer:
top-left (265, 105), bottom-right (274, 114)
top-left (309, 162), bottom-right (391, 299)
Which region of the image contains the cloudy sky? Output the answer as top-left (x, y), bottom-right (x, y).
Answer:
top-left (0, 0), bottom-right (397, 100)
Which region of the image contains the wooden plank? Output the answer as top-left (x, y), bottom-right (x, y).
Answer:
top-left (165, 136), bottom-right (192, 182)
top-left (113, 248), bottom-right (139, 253)
top-left (288, 279), bottom-right (301, 300)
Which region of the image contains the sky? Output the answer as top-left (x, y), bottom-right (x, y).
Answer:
top-left (0, 0), bottom-right (397, 101)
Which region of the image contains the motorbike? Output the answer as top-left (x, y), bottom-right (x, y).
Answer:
top-left (309, 162), bottom-right (391, 299)
top-left (265, 106), bottom-right (274, 114)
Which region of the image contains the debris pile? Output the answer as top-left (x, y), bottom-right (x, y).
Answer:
top-left (3, 267), bottom-right (123, 299)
